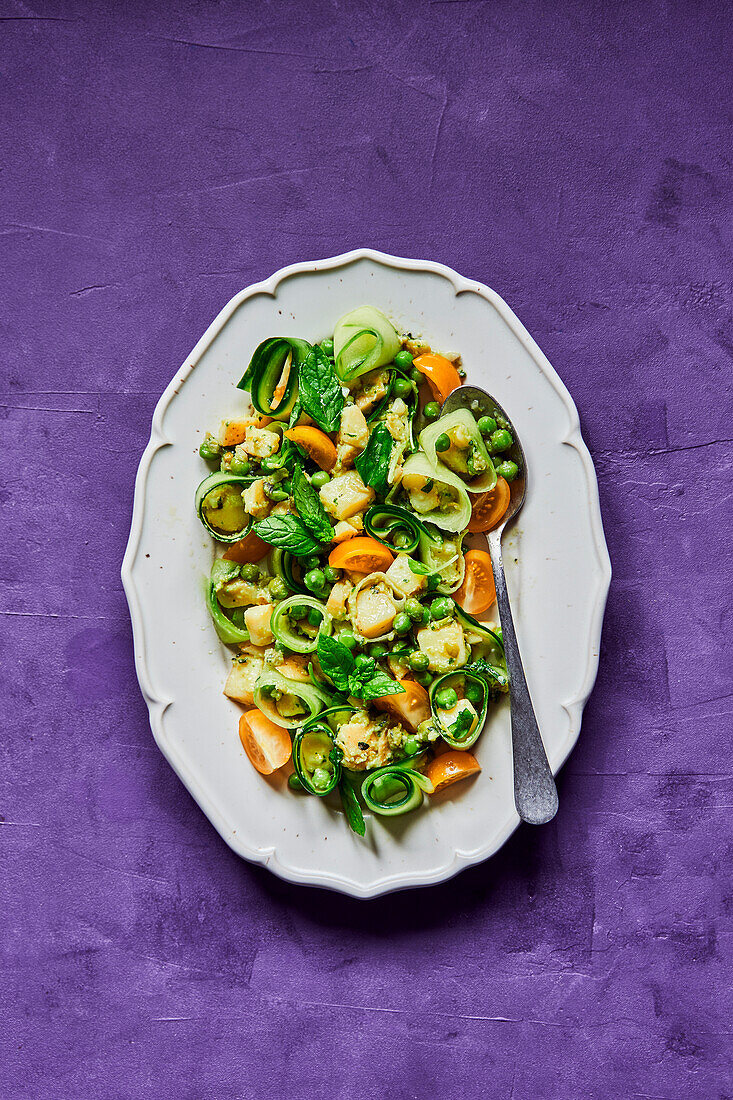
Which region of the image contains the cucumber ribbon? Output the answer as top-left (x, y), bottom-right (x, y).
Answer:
top-left (237, 337), bottom-right (312, 420)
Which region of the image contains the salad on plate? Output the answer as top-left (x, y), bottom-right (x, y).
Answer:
top-left (194, 306), bottom-right (520, 834)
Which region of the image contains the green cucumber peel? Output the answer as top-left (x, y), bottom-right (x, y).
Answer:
top-left (429, 671), bottom-right (490, 750)
top-left (195, 471), bottom-right (255, 543)
top-left (270, 595), bottom-right (332, 654)
top-left (420, 409), bottom-right (496, 494)
top-left (237, 336), bottom-right (311, 420)
top-left (364, 504), bottom-right (440, 555)
top-left (292, 723), bottom-right (342, 796)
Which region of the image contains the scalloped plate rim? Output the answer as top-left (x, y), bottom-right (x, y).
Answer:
top-left (121, 247), bottom-right (611, 899)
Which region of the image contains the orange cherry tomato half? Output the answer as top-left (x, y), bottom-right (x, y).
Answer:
top-left (223, 530), bottom-right (271, 564)
top-left (467, 476), bottom-right (511, 533)
top-left (373, 679), bottom-right (431, 732)
top-left (412, 353), bottom-right (462, 404)
top-left (454, 549), bottom-right (496, 615)
top-left (328, 537), bottom-right (394, 574)
top-left (284, 426), bottom-right (337, 471)
top-left (238, 710), bottom-right (292, 775)
top-left (425, 750), bottom-right (481, 793)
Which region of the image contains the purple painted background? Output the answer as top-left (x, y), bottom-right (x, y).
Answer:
top-left (2, 1), bottom-right (731, 1097)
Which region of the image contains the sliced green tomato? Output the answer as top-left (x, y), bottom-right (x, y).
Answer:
top-left (205, 560), bottom-right (250, 645)
top-left (429, 672), bottom-right (489, 750)
top-left (292, 723), bottom-right (341, 795)
top-left (271, 595), bottom-right (332, 654)
top-left (253, 668), bottom-right (332, 730)
top-left (400, 453), bottom-right (472, 533)
top-left (419, 530), bottom-right (466, 594)
top-left (364, 504), bottom-right (440, 555)
top-left (195, 471), bottom-right (255, 543)
top-left (333, 306), bottom-right (401, 382)
top-left (420, 410), bottom-right (496, 493)
top-left (361, 764), bottom-right (434, 817)
top-left (237, 336), bottom-right (311, 420)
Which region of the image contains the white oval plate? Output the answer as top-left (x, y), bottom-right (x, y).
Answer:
top-left (122, 249), bottom-right (611, 898)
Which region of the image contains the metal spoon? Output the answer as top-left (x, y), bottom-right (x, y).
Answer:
top-left (441, 386), bottom-right (559, 825)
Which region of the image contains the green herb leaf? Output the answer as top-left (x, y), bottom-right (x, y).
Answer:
top-left (355, 423), bottom-right (393, 494)
top-left (339, 779), bottom-right (366, 836)
top-left (253, 515), bottom-right (322, 556)
top-left (447, 709), bottom-right (475, 739)
top-left (288, 400), bottom-right (302, 429)
top-left (298, 346), bottom-right (344, 432)
top-left (357, 670), bottom-right (405, 702)
top-left (292, 466), bottom-right (334, 542)
top-left (316, 634), bottom-right (355, 694)
top-left (464, 658), bottom-right (509, 691)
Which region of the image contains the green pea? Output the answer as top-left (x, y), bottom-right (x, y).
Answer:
top-left (199, 436), bottom-right (221, 462)
top-left (307, 606), bottom-right (323, 628)
top-left (312, 767), bottom-right (332, 790)
top-left (324, 566), bottom-right (341, 583)
top-left (410, 368), bottom-right (424, 385)
top-left (436, 686), bottom-right (458, 709)
top-left (408, 651), bottom-right (429, 671)
top-left (415, 671), bottom-right (433, 687)
top-left (405, 598), bottom-right (424, 622)
top-left (289, 604), bottom-right (308, 621)
top-left (392, 376), bottom-right (413, 400)
top-left (310, 470), bottom-right (330, 489)
top-left (421, 605), bottom-right (432, 623)
top-left (430, 597), bottom-right (454, 620)
top-left (393, 350), bottom-right (414, 370)
top-left (495, 460), bottom-right (519, 482)
top-left (465, 682), bottom-right (484, 706)
top-left (229, 456), bottom-right (251, 475)
top-left (240, 563), bottom-right (259, 582)
top-left (269, 577), bottom-right (289, 600)
top-left (303, 555), bottom-right (321, 572)
top-left (279, 478), bottom-right (293, 494)
top-left (393, 611), bottom-right (411, 635)
top-left (423, 401), bottom-right (441, 421)
top-left (260, 454), bottom-right (285, 473)
top-left (369, 643), bottom-right (389, 659)
top-left (339, 631), bottom-right (357, 650)
top-left (435, 433), bottom-right (451, 453)
top-left (426, 574), bottom-right (441, 592)
top-left (288, 773), bottom-right (304, 790)
top-left (393, 531), bottom-right (412, 550)
top-left (489, 428), bottom-right (513, 453)
top-left (478, 415), bottom-right (497, 437)
top-left (320, 337), bottom-right (335, 357)
top-left (305, 569), bottom-right (325, 592)
top-left (403, 736), bottom-right (420, 756)
top-left (266, 486), bottom-right (289, 502)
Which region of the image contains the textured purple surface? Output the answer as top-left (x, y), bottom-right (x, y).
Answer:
top-left (1, 1), bottom-right (731, 1096)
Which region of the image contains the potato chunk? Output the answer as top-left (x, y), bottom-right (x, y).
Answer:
top-left (244, 604), bottom-right (274, 647)
top-left (385, 554), bottom-right (426, 598)
top-left (338, 405), bottom-right (369, 451)
top-left (353, 585), bottom-right (397, 639)
top-left (319, 471), bottom-right (374, 521)
top-left (243, 478), bottom-right (271, 519)
top-left (241, 426), bottom-right (280, 459)
top-left (416, 621), bottom-right (469, 673)
top-left (224, 655), bottom-right (264, 705)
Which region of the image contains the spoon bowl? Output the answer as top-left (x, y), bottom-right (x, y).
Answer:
top-left (441, 384), bottom-right (559, 826)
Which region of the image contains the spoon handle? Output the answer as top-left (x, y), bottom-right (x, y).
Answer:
top-left (486, 529), bottom-right (559, 825)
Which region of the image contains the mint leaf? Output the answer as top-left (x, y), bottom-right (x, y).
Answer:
top-left (317, 634), bottom-right (355, 694)
top-left (292, 467), bottom-right (334, 542)
top-left (358, 670), bottom-right (405, 702)
top-left (355, 423), bottom-right (393, 494)
top-left (298, 346), bottom-right (344, 432)
top-left (464, 659), bottom-right (509, 691)
top-left (253, 515), bottom-right (321, 556)
top-left (447, 709), bottom-right (474, 739)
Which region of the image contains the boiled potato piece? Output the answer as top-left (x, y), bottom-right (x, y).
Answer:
top-left (385, 554), bottom-right (426, 598)
top-left (319, 471), bottom-right (374, 521)
top-left (224, 655), bottom-right (264, 705)
top-left (416, 621), bottom-right (469, 674)
top-left (244, 604), bottom-right (274, 646)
